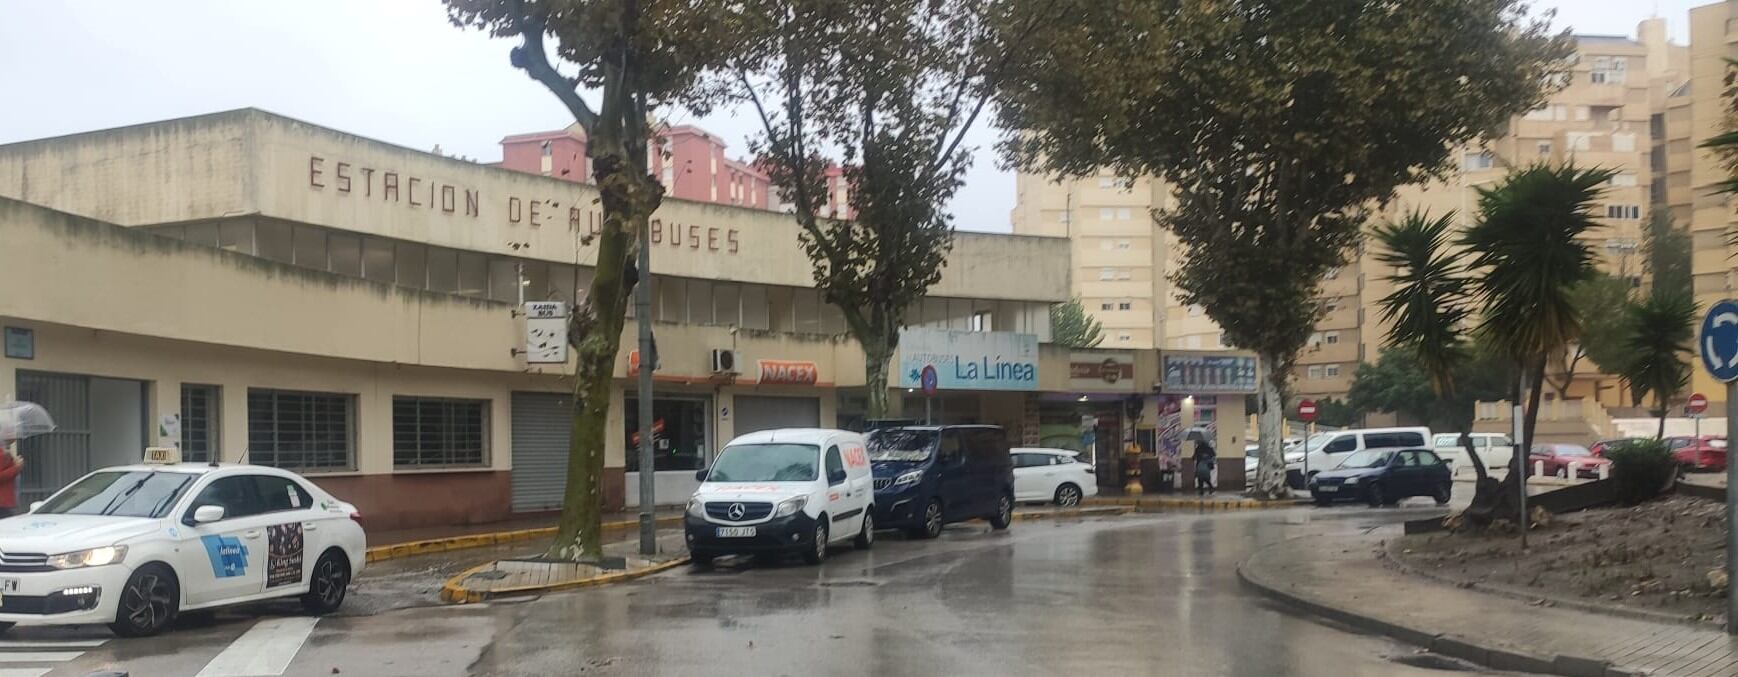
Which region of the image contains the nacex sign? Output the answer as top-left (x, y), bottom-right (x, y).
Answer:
top-left (757, 360), bottom-right (820, 386)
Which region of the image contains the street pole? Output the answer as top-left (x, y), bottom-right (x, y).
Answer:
top-left (1727, 381), bottom-right (1737, 634)
top-left (1515, 371), bottom-right (1528, 550)
top-left (637, 219), bottom-right (656, 557)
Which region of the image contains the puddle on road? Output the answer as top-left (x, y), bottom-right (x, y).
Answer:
top-left (816, 579), bottom-right (880, 588)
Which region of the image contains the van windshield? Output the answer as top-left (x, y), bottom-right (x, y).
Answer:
top-left (705, 444), bottom-right (819, 483)
top-left (868, 430), bottom-right (936, 462)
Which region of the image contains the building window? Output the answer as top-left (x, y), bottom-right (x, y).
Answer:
top-left (1185, 335), bottom-right (1202, 349)
top-left (1058, 211), bottom-right (1071, 224)
top-left (1188, 305), bottom-right (1204, 317)
top-left (247, 389), bottom-right (355, 472)
top-left (1099, 268), bottom-right (1115, 281)
top-left (625, 397), bottom-right (709, 472)
top-left (1118, 334), bottom-right (1133, 343)
top-left (1097, 177), bottom-right (1113, 189)
top-left (1605, 205), bottom-right (1641, 219)
top-left (1566, 133), bottom-right (1593, 152)
top-left (1611, 172), bottom-right (1638, 187)
top-left (180, 384), bottom-right (220, 463)
top-left (1307, 365), bottom-right (1324, 380)
top-left (393, 397), bottom-right (488, 468)
top-left (1098, 208), bottom-right (1114, 221)
top-left (1324, 332), bottom-right (1339, 345)
top-left (1325, 364), bottom-right (1341, 378)
top-left (1118, 302), bottom-right (1132, 311)
top-left (1324, 300), bottom-right (1339, 313)
top-left (1611, 133), bottom-right (1636, 153)
top-left (1536, 141), bottom-right (1553, 156)
top-left (1462, 151), bottom-right (1495, 171)
top-left (540, 140), bottom-right (553, 157)
top-left (971, 311), bottom-right (992, 332)
top-left (1115, 239), bottom-right (1131, 249)
top-left (1100, 239), bottom-right (1114, 250)
top-left (1100, 302), bottom-right (1114, 311)
top-left (1590, 56), bottom-right (1627, 85)
top-left (1116, 270), bottom-right (1131, 280)
top-left (1116, 208), bottom-right (1132, 220)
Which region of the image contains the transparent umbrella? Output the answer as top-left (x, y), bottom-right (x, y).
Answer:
top-left (0, 401), bottom-right (57, 443)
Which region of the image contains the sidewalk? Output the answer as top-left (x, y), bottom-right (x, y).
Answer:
top-left (1240, 528), bottom-right (1738, 677)
top-left (369, 508), bottom-right (683, 548)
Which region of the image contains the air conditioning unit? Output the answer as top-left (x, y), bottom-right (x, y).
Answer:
top-left (711, 349), bottom-right (737, 374)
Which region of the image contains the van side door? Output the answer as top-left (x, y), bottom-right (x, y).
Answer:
top-left (936, 430), bottom-right (972, 520)
top-left (823, 444), bottom-right (862, 541)
top-left (839, 437), bottom-right (874, 525)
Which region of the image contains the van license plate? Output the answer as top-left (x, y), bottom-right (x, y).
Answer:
top-left (0, 578), bottom-right (17, 593)
top-left (716, 527), bottom-right (756, 538)
top-left (1316, 486), bottom-right (1337, 493)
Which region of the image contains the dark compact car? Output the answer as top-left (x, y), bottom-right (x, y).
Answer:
top-left (867, 425), bottom-right (1016, 538)
top-left (1308, 448), bottom-right (1452, 507)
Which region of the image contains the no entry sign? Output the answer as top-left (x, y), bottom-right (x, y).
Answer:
top-left (1297, 399), bottom-right (1318, 422)
top-left (1688, 392), bottom-right (1709, 416)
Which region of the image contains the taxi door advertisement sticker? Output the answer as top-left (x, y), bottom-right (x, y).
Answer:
top-left (201, 535), bottom-right (248, 578)
top-left (266, 523), bottom-right (305, 588)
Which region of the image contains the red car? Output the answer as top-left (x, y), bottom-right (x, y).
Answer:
top-left (1666, 436), bottom-right (1728, 472)
top-left (1528, 443), bottom-right (1611, 479)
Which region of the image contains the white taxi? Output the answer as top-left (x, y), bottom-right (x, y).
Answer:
top-left (0, 449), bottom-right (365, 637)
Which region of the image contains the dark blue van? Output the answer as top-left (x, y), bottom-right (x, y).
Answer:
top-left (868, 425), bottom-right (1015, 538)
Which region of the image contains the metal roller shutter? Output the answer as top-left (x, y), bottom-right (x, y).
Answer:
top-left (510, 392), bottom-right (571, 513)
top-left (734, 396), bottom-right (821, 436)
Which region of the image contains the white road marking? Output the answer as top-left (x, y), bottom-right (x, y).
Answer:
top-left (0, 640), bottom-right (107, 648)
top-left (0, 668), bottom-right (51, 677)
top-left (195, 617), bottom-right (320, 677)
top-left (0, 652), bottom-right (82, 663)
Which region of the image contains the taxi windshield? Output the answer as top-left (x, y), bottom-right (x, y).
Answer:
top-left (868, 430), bottom-right (937, 462)
top-left (37, 471), bottom-right (195, 519)
top-left (705, 444), bottom-right (818, 483)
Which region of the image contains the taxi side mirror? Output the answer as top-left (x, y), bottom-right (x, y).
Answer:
top-left (27, 501), bottom-right (42, 513)
top-left (193, 505), bottom-right (226, 524)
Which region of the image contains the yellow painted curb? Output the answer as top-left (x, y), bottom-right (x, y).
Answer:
top-left (439, 556), bottom-right (691, 604)
top-left (367, 515), bottom-right (684, 564)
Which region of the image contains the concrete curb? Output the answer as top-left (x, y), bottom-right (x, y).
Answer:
top-left (1086, 495), bottom-right (1303, 511)
top-left (1013, 505), bottom-right (1132, 521)
top-left (366, 515), bottom-right (684, 564)
top-left (1237, 540), bottom-right (1644, 677)
top-left (1382, 536), bottom-right (1712, 628)
top-left (440, 555), bottom-right (690, 604)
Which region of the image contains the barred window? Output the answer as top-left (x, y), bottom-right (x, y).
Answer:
top-left (247, 389), bottom-right (354, 471)
top-left (180, 384), bottom-right (220, 463)
top-left (393, 397), bottom-right (488, 468)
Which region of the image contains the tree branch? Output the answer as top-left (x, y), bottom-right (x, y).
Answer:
top-left (509, 0), bottom-right (599, 130)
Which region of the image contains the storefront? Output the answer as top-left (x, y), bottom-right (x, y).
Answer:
top-left (1150, 350), bottom-right (1257, 492)
top-left (1032, 349), bottom-right (1143, 490)
top-left (892, 328), bottom-right (1040, 435)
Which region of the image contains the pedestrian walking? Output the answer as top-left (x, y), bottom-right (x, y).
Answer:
top-left (1190, 429), bottom-right (1216, 496)
top-left (0, 450), bottom-right (23, 519)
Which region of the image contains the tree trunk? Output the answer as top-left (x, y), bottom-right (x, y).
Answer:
top-left (863, 336), bottom-right (893, 421)
top-left (1656, 406), bottom-right (1667, 440)
top-left (545, 148), bottom-right (655, 562)
top-left (1255, 353), bottom-right (1289, 499)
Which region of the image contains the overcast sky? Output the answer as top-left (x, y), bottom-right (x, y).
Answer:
top-left (0, 0), bottom-right (1707, 232)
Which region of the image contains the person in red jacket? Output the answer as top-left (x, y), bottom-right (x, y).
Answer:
top-left (0, 449), bottom-right (23, 518)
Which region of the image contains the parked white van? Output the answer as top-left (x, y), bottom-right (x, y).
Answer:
top-left (684, 429), bottom-right (875, 566)
top-left (1431, 432), bottom-right (1516, 474)
top-left (1288, 427), bottom-right (1433, 480)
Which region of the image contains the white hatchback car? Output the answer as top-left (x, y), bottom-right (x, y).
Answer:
top-left (1010, 448), bottom-right (1098, 506)
top-left (0, 455), bottom-right (365, 637)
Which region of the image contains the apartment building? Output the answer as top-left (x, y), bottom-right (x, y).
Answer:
top-left (1013, 21), bottom-right (1692, 412)
top-left (1688, 1), bottom-right (1738, 407)
top-left (1009, 171), bottom-right (1172, 349)
top-left (499, 123), bottom-right (774, 210)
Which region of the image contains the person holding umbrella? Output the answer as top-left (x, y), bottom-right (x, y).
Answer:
top-left (0, 402), bottom-right (51, 518)
top-left (1188, 427), bottom-right (1217, 495)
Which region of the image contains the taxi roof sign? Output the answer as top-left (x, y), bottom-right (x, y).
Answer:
top-left (142, 446), bottom-right (181, 465)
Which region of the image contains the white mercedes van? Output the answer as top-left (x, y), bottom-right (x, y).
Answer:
top-left (1287, 426), bottom-right (1433, 480)
top-left (684, 428), bottom-right (875, 565)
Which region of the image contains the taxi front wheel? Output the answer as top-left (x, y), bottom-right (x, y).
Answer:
top-left (110, 563), bottom-right (179, 638)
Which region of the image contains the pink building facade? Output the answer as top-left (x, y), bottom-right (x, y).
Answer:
top-left (498, 124), bottom-right (773, 211)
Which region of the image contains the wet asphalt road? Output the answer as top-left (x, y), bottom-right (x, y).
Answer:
top-left (30, 500), bottom-right (1541, 677)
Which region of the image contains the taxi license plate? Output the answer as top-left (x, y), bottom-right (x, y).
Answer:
top-left (1316, 485), bottom-right (1338, 493)
top-left (716, 527), bottom-right (756, 538)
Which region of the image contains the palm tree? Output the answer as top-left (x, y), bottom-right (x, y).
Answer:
top-left (1620, 292), bottom-right (1697, 439)
top-left (1461, 163), bottom-right (1613, 482)
top-left (1371, 210), bottom-right (1501, 522)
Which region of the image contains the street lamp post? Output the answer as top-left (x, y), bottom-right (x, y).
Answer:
top-left (636, 217), bottom-right (656, 557)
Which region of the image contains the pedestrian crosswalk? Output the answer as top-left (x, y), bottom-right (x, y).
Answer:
top-left (195, 617), bottom-right (320, 677)
top-left (0, 638), bottom-right (109, 676)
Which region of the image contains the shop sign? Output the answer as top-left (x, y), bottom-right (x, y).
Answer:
top-left (757, 359), bottom-right (819, 386)
top-left (524, 302), bottom-right (568, 364)
top-left (896, 328), bottom-right (1038, 392)
top-left (1161, 353), bottom-right (1258, 394)
top-left (3, 327), bottom-right (32, 360)
top-left (1068, 352), bottom-right (1136, 392)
